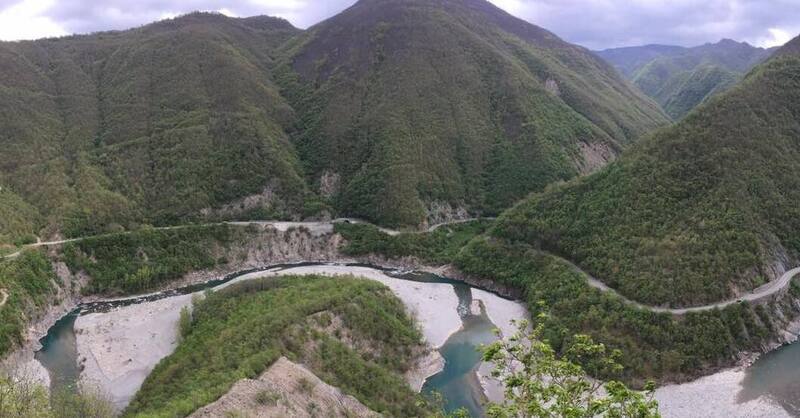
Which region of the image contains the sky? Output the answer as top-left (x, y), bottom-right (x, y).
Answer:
top-left (0, 0), bottom-right (798, 50)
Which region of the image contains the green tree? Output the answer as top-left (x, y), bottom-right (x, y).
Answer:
top-left (481, 315), bottom-right (660, 418)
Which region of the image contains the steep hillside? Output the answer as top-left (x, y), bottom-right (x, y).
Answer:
top-left (0, 188), bottom-right (39, 245)
top-left (652, 64), bottom-right (739, 120)
top-left (495, 36), bottom-right (800, 308)
top-left (0, 13), bottom-right (311, 239)
top-left (598, 39), bottom-right (774, 119)
top-left (278, 0), bottom-right (668, 226)
top-left (0, 1), bottom-right (669, 240)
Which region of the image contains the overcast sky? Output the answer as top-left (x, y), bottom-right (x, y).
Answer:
top-left (0, 0), bottom-right (798, 50)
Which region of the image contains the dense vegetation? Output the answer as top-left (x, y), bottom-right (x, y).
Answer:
top-left (494, 42), bottom-right (800, 308)
top-left (61, 225), bottom-right (240, 295)
top-left (336, 220), bottom-right (492, 264)
top-left (278, 0), bottom-right (667, 227)
top-left (331, 219), bottom-right (787, 384)
top-left (597, 39), bottom-right (774, 118)
top-left (0, 251), bottom-right (57, 357)
top-left (0, 373), bottom-right (115, 418)
top-left (455, 238), bottom-right (782, 384)
top-left (126, 276), bottom-right (431, 417)
top-left (0, 188), bottom-right (40, 246)
top-left (0, 0), bottom-right (671, 241)
top-left (0, 13), bottom-right (312, 241)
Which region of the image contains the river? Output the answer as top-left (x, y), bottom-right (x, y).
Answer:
top-left (33, 263), bottom-right (526, 417)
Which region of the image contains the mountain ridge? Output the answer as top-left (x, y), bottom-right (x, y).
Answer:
top-left (597, 38), bottom-right (776, 119)
top-left (0, 1), bottom-right (668, 243)
top-left (494, 34), bottom-right (800, 308)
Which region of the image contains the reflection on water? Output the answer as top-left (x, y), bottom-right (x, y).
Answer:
top-left (739, 341), bottom-right (800, 416)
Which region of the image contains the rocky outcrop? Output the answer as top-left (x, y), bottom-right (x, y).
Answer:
top-left (575, 141), bottom-right (616, 175)
top-left (425, 202), bottom-right (471, 229)
top-left (189, 357), bottom-right (379, 418)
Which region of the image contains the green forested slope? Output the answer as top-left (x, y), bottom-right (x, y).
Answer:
top-left (598, 39), bottom-right (774, 119)
top-left (0, 188), bottom-right (39, 246)
top-left (0, 13), bottom-right (310, 239)
top-left (652, 64), bottom-right (738, 120)
top-left (494, 36), bottom-right (800, 308)
top-left (278, 0), bottom-right (668, 226)
top-left (0, 0), bottom-right (669, 242)
top-left (126, 276), bottom-right (430, 417)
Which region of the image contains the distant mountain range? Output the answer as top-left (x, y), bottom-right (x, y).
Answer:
top-left (597, 39), bottom-right (776, 119)
top-left (0, 0), bottom-right (668, 244)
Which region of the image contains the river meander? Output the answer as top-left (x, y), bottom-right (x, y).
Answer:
top-left (34, 263), bottom-right (526, 416)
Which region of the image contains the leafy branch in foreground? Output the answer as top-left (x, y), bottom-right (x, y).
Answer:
top-left (481, 314), bottom-right (660, 418)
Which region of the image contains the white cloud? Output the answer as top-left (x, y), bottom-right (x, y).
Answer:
top-left (489, 0), bottom-right (524, 15)
top-left (0, 0), bottom-right (67, 41)
top-left (217, 8), bottom-right (237, 17)
top-left (0, 0), bottom-right (798, 49)
top-left (753, 27), bottom-right (795, 48)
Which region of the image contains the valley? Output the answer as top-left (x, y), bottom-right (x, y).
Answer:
top-left (1, 0), bottom-right (799, 417)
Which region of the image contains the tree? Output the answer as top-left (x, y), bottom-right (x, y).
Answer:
top-left (481, 314), bottom-right (660, 418)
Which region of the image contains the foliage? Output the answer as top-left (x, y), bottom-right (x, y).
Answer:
top-left (0, 13), bottom-right (309, 241)
top-left (335, 220), bottom-right (492, 264)
top-left (493, 52), bottom-right (800, 307)
top-left (0, 251), bottom-right (57, 357)
top-left (482, 318), bottom-right (659, 417)
top-left (0, 188), bottom-right (40, 245)
top-left (61, 225), bottom-right (238, 295)
top-left (0, 373), bottom-right (114, 418)
top-left (275, 0), bottom-right (667, 226)
top-left (455, 238), bottom-right (777, 384)
top-left (125, 276), bottom-right (431, 417)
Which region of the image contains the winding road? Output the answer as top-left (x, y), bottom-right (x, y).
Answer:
top-left (559, 256), bottom-right (800, 314)
top-left (0, 288), bottom-right (7, 309)
top-left (0, 217), bottom-right (489, 260)
top-left (4, 217), bottom-right (797, 315)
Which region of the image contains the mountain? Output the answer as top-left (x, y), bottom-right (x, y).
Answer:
top-left (277, 0), bottom-right (668, 226)
top-left (0, 13), bottom-right (311, 240)
top-left (595, 44), bottom-right (686, 77)
top-left (597, 39), bottom-right (775, 119)
top-left (494, 35), bottom-right (800, 308)
top-left (0, 0), bottom-right (669, 243)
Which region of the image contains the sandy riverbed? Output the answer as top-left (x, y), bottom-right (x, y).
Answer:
top-left (72, 265), bottom-right (464, 409)
top-left (655, 368), bottom-right (790, 418)
top-left (74, 294), bottom-right (194, 410)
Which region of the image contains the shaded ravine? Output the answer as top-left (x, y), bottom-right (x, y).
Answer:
top-left (34, 262), bottom-right (519, 416)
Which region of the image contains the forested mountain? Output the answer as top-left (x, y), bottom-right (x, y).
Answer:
top-left (0, 13), bottom-right (310, 240)
top-left (597, 39), bottom-right (775, 119)
top-left (495, 35), bottom-right (800, 308)
top-left (0, 0), bottom-right (668, 243)
top-left (279, 0), bottom-right (667, 226)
